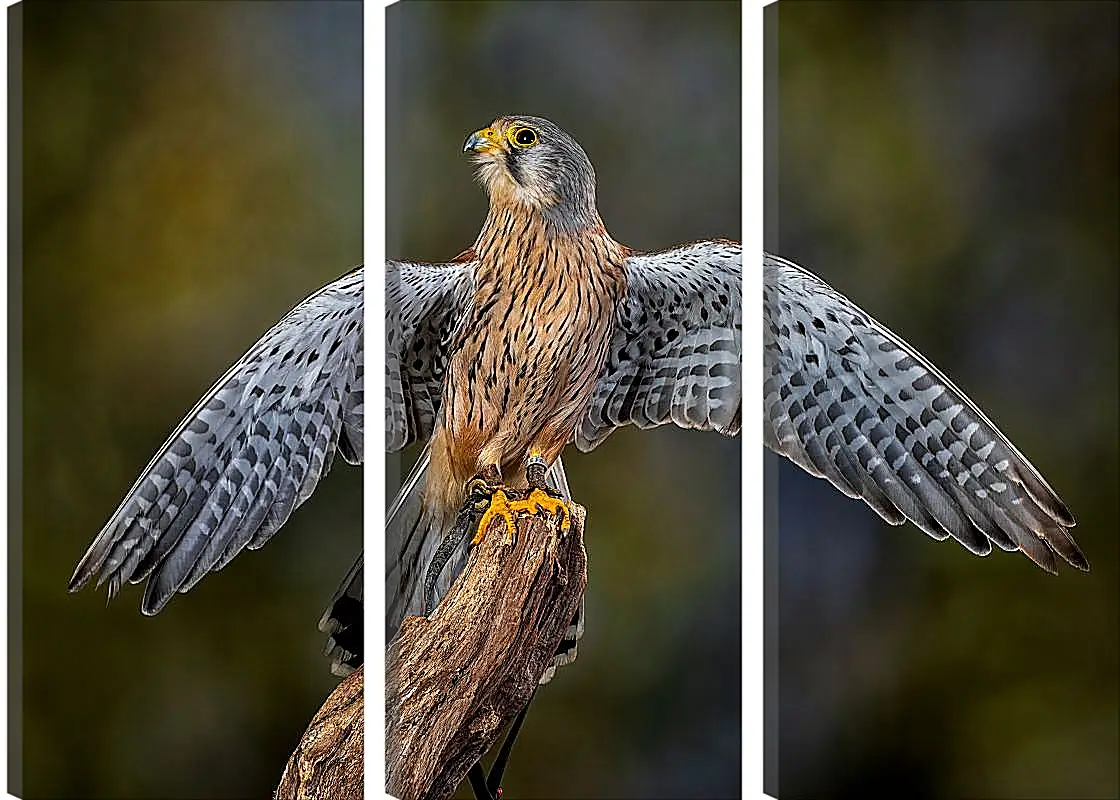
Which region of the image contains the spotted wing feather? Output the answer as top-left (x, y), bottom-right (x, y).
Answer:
top-left (69, 267), bottom-right (365, 613)
top-left (763, 253), bottom-right (1085, 572)
top-left (385, 259), bottom-right (474, 453)
top-left (576, 239), bottom-right (741, 451)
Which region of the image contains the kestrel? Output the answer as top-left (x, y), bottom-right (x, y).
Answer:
top-left (360, 115), bottom-right (742, 683)
top-left (68, 116), bottom-right (1084, 700)
top-left (365, 116), bottom-right (1084, 682)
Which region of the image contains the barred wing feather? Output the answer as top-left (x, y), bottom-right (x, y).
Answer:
top-left (69, 267), bottom-right (365, 613)
top-left (763, 253), bottom-right (1085, 572)
top-left (576, 239), bottom-right (742, 451)
top-left (385, 259), bottom-right (474, 453)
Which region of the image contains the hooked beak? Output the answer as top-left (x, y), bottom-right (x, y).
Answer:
top-left (463, 127), bottom-right (503, 154)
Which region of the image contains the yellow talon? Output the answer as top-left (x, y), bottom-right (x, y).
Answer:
top-left (524, 488), bottom-right (571, 534)
top-left (474, 488), bottom-right (572, 545)
top-left (475, 489), bottom-right (519, 545)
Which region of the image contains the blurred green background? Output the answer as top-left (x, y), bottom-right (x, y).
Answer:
top-left (387, 2), bottom-right (741, 798)
top-left (17, 2), bottom-right (360, 798)
top-left (770, 2), bottom-right (1119, 798)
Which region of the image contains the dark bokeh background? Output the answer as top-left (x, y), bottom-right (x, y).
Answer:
top-left (770, 2), bottom-right (1119, 798)
top-left (387, 2), bottom-right (741, 798)
top-left (17, 2), bottom-right (360, 798)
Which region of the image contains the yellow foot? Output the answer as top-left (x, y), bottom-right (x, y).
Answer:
top-left (519, 488), bottom-right (572, 534)
top-left (474, 489), bottom-right (519, 546)
top-left (474, 488), bottom-right (572, 546)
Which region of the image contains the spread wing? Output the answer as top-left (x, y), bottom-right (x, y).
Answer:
top-left (763, 252), bottom-right (1086, 572)
top-left (575, 239), bottom-right (741, 451)
top-left (69, 267), bottom-right (365, 613)
top-left (385, 258), bottom-right (474, 452)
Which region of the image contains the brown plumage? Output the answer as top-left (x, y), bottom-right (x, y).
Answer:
top-left (369, 114), bottom-right (741, 680)
top-left (428, 115), bottom-right (628, 527)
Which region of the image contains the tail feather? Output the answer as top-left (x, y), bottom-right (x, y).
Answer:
top-left (385, 442), bottom-right (445, 641)
top-left (386, 454), bottom-right (581, 657)
top-left (319, 554), bottom-right (363, 676)
top-left (320, 449), bottom-right (586, 681)
top-left (538, 458), bottom-right (582, 685)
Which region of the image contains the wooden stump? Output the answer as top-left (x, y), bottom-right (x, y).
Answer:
top-left (275, 504), bottom-right (586, 800)
top-left (386, 504), bottom-right (588, 800)
top-left (276, 665), bottom-right (364, 800)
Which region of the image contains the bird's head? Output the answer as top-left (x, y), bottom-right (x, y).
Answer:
top-left (464, 115), bottom-right (600, 233)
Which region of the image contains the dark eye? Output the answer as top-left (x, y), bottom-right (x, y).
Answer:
top-left (511, 127), bottom-right (538, 148)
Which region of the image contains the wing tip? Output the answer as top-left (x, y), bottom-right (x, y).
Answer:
top-left (69, 547), bottom-right (113, 594)
top-left (1016, 528), bottom-right (1091, 575)
top-left (1040, 526), bottom-right (1089, 573)
top-left (68, 521), bottom-right (118, 594)
top-left (67, 564), bottom-right (91, 593)
top-left (1033, 554), bottom-right (1060, 576)
top-left (1062, 541), bottom-right (1091, 572)
top-left (1054, 504), bottom-right (1077, 530)
top-left (140, 581), bottom-right (171, 616)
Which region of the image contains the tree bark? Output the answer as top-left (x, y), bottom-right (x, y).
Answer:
top-left (275, 504), bottom-right (586, 800)
top-left (276, 665), bottom-right (364, 800)
top-left (386, 503), bottom-right (588, 800)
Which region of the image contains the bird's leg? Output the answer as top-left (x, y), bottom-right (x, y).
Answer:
top-left (525, 455), bottom-right (550, 494)
top-left (520, 453), bottom-right (572, 532)
top-left (475, 453), bottom-right (571, 546)
top-left (525, 454), bottom-right (570, 501)
top-left (473, 482), bottom-right (522, 546)
top-left (470, 462), bottom-right (528, 546)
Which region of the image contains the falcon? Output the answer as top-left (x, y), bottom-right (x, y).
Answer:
top-left (361, 115), bottom-right (742, 683)
top-left (368, 116), bottom-right (1078, 797)
top-left (368, 118), bottom-right (1083, 690)
top-left (368, 114), bottom-right (741, 799)
top-left (66, 115), bottom-right (1084, 728)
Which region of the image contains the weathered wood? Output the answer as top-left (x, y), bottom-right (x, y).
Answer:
top-left (386, 504), bottom-right (588, 800)
top-left (275, 665), bottom-right (364, 800)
